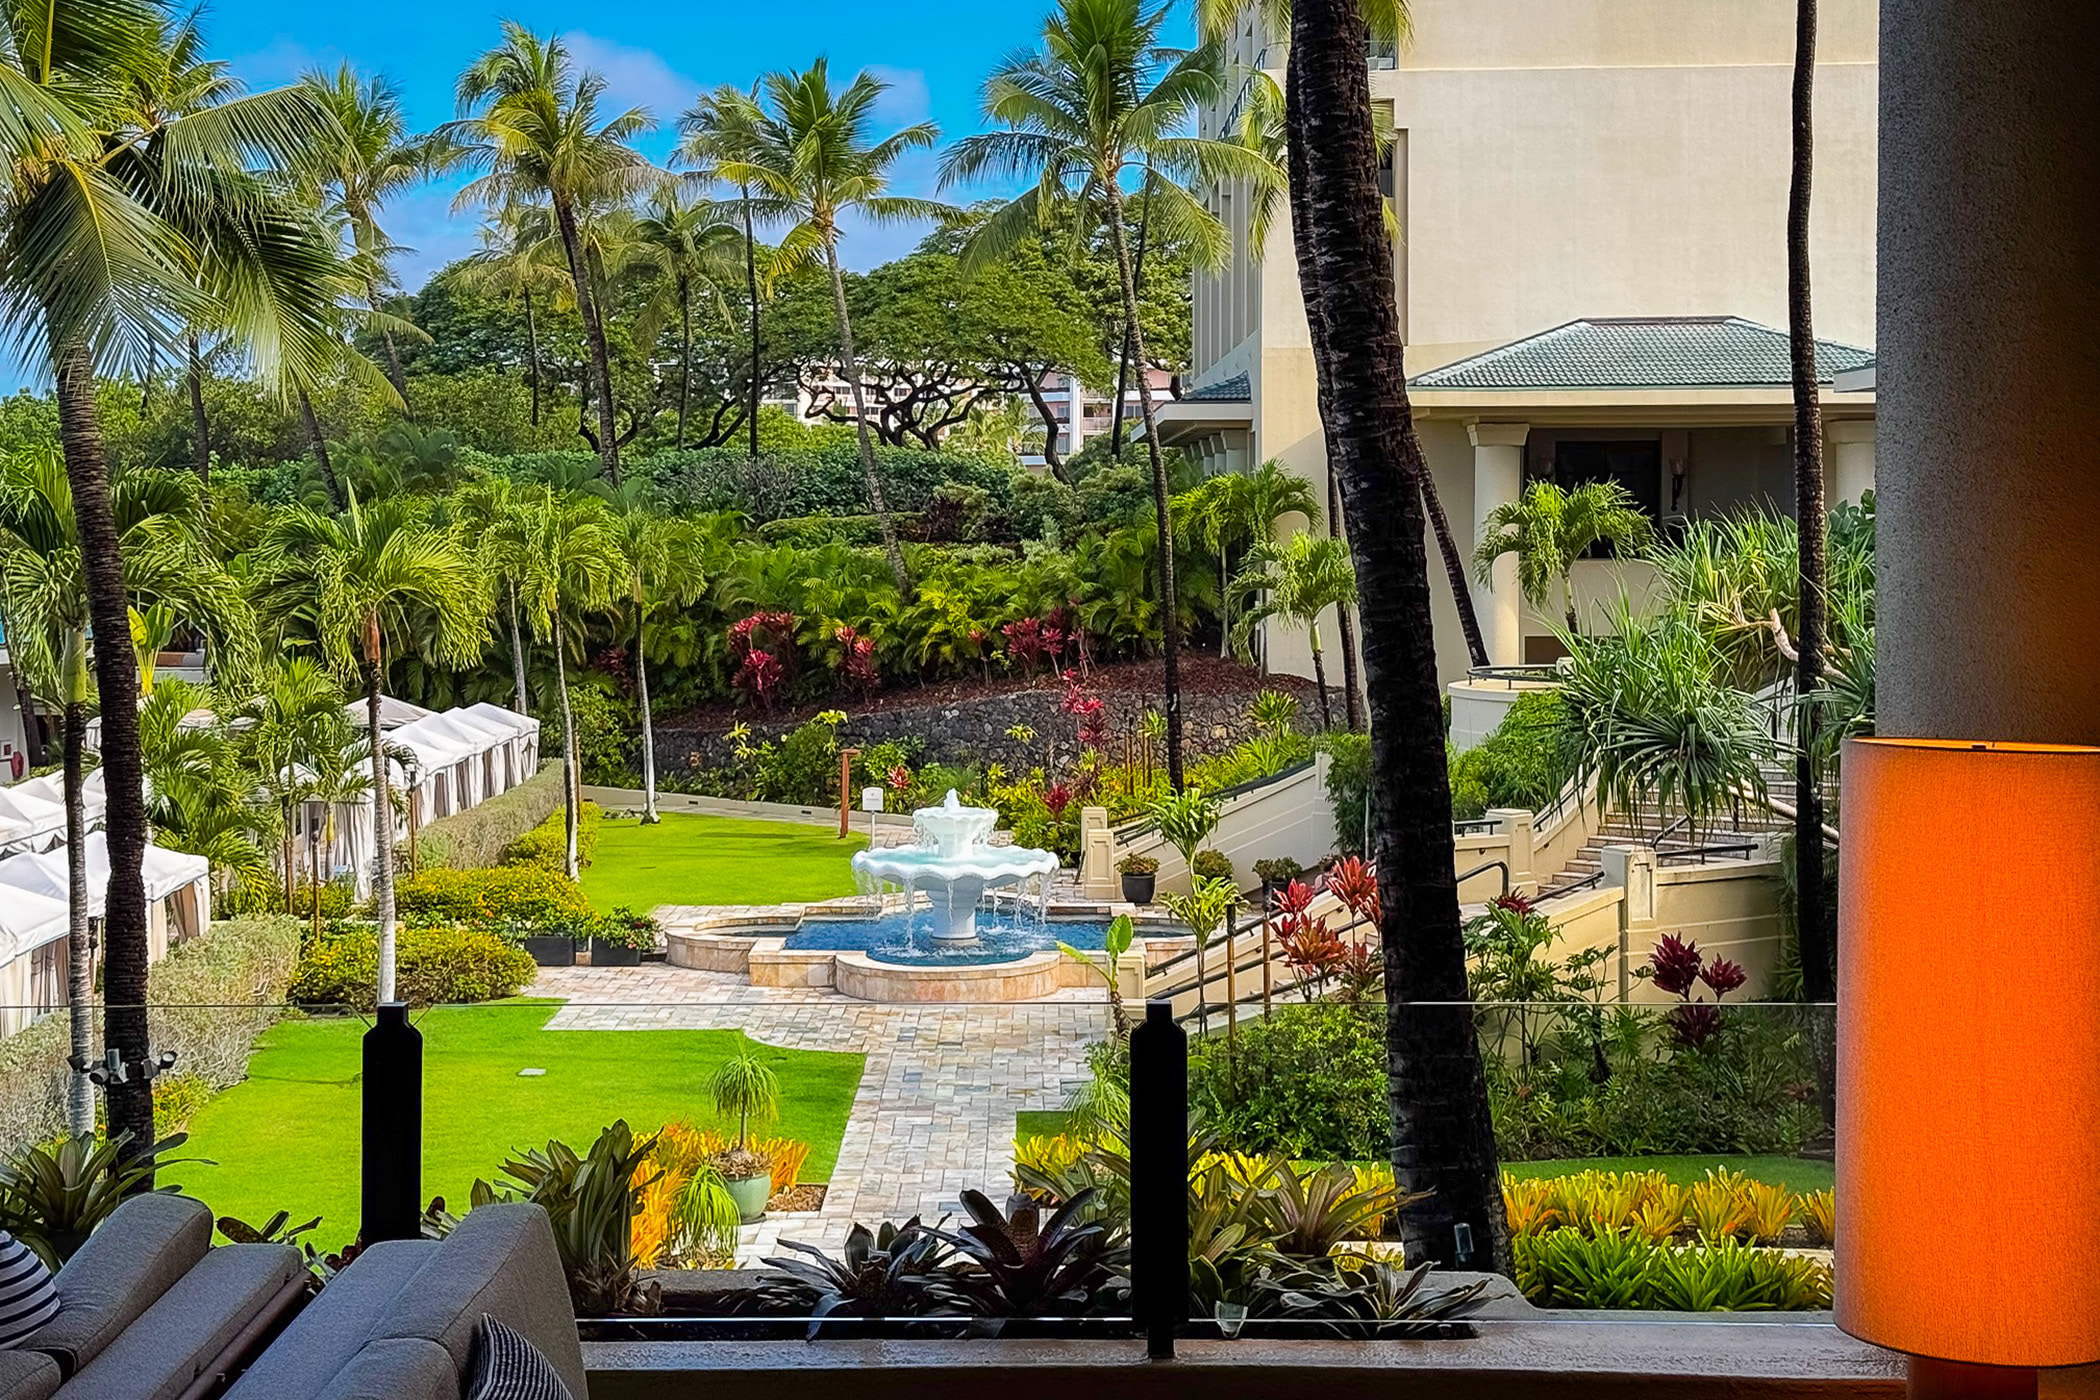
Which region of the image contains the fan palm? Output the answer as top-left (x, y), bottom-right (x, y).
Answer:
top-left (942, 0), bottom-right (1281, 787)
top-left (507, 487), bottom-right (624, 877)
top-left (447, 23), bottom-right (655, 483)
top-left (0, 450), bottom-right (255, 1135)
top-left (611, 500), bottom-right (704, 824)
top-left (1471, 479), bottom-right (1652, 635)
top-left (705, 61), bottom-right (947, 595)
top-left (1231, 533), bottom-right (1357, 731)
top-left (631, 189), bottom-right (743, 449)
top-left (259, 492), bottom-right (485, 1002)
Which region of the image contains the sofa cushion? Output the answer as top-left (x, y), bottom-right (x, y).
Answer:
top-left (222, 1240), bottom-right (437, 1400)
top-left (28, 1193), bottom-right (211, 1375)
top-left (371, 1206), bottom-right (586, 1400)
top-left (0, 1350), bottom-right (58, 1400)
top-left (313, 1338), bottom-right (457, 1400)
top-left (0, 1232), bottom-right (58, 1347)
top-left (56, 1244), bottom-right (304, 1400)
top-left (465, 1316), bottom-right (573, 1400)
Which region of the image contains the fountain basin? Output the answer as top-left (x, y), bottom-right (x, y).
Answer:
top-left (848, 790), bottom-right (1061, 945)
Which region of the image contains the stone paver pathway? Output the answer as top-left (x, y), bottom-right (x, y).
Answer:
top-left (530, 965), bottom-right (1107, 1263)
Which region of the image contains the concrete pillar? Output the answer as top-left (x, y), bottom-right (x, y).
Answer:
top-left (1828, 419), bottom-right (1876, 505)
top-left (1467, 422), bottom-right (1530, 668)
top-left (1878, 0), bottom-right (2100, 743)
top-left (1601, 845), bottom-right (1658, 1003)
top-left (1486, 807), bottom-right (1536, 894)
top-left (1078, 807), bottom-right (1116, 899)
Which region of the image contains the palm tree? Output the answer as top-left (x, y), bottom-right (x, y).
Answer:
top-left (0, 451), bottom-right (254, 1136)
top-left (679, 84), bottom-right (771, 463)
top-left (1177, 458), bottom-right (1321, 668)
top-left (1471, 479), bottom-right (1652, 636)
top-left (459, 206), bottom-right (570, 428)
top-left (260, 492), bottom-right (485, 1002)
top-left (1284, 0), bottom-right (1507, 1273)
top-left (239, 657), bottom-right (347, 913)
top-left (448, 24), bottom-right (654, 484)
top-left (943, 0), bottom-right (1281, 788)
top-left (611, 500), bottom-right (704, 823)
top-left (138, 679), bottom-right (270, 899)
top-left (707, 62), bottom-right (947, 595)
top-left (1231, 533), bottom-right (1357, 731)
top-left (631, 189), bottom-right (742, 449)
top-left (300, 63), bottom-right (447, 411)
top-left (452, 478), bottom-right (538, 715)
top-left (509, 488), bottom-right (624, 876)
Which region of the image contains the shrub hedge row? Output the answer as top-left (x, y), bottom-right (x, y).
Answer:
top-left (499, 801), bottom-right (601, 872)
top-left (288, 924), bottom-right (539, 1011)
top-left (394, 864), bottom-right (593, 926)
top-left (418, 762), bottom-right (564, 871)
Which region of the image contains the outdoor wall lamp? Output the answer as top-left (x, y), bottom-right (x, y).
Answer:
top-left (1840, 738), bottom-right (2100, 1398)
top-left (69, 1047), bottom-right (179, 1087)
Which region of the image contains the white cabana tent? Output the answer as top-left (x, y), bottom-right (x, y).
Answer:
top-left (0, 832), bottom-right (211, 962)
top-left (0, 782), bottom-right (66, 849)
top-left (461, 703), bottom-right (541, 787)
top-left (386, 720), bottom-right (481, 817)
top-left (355, 696), bottom-right (438, 732)
top-left (408, 710), bottom-right (515, 803)
top-left (13, 768), bottom-right (106, 827)
top-left (0, 885), bottom-right (69, 1038)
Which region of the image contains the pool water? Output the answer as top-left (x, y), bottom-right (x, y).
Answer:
top-left (784, 911), bottom-right (1114, 967)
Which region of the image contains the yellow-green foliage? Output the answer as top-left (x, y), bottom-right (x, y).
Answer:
top-left (394, 864), bottom-right (592, 926)
top-left (1687, 1171), bottom-right (1755, 1243)
top-left (1502, 1177), bottom-right (1562, 1237)
top-left (419, 762), bottom-right (565, 871)
top-left (1013, 1133), bottom-right (1091, 1195)
top-left (290, 924), bottom-right (539, 1010)
top-left (1506, 1168), bottom-right (1803, 1247)
top-left (1741, 1180), bottom-right (1797, 1245)
top-left (1514, 1229), bottom-right (1832, 1311)
top-left (501, 802), bottom-right (602, 872)
top-left (1798, 1189), bottom-right (1835, 1247)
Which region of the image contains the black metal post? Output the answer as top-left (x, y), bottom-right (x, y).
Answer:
top-left (361, 1002), bottom-right (423, 1244)
top-left (1129, 999), bottom-right (1188, 1360)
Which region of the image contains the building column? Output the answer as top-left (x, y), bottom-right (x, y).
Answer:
top-left (1468, 422), bottom-right (1530, 668)
top-left (1878, 0), bottom-right (2100, 742)
top-left (1828, 419), bottom-right (1876, 505)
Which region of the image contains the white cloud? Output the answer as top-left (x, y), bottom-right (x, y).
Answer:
top-left (561, 31), bottom-right (702, 125)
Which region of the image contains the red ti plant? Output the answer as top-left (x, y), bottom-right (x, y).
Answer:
top-left (1044, 781), bottom-right (1073, 818)
top-left (1646, 934), bottom-right (1744, 1048)
top-left (1003, 617), bottom-right (1048, 679)
top-left (1059, 670), bottom-right (1109, 750)
top-left (1273, 878), bottom-right (1318, 917)
top-left (887, 764), bottom-right (914, 796)
top-left (1278, 909), bottom-right (1346, 1001)
top-left (834, 625), bottom-right (880, 698)
top-left (1325, 855), bottom-right (1382, 926)
top-left (728, 610), bottom-right (798, 710)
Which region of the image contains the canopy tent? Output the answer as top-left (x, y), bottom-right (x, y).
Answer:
top-left (0, 832), bottom-right (211, 962)
top-left (0, 782), bottom-right (66, 849)
top-left (354, 696), bottom-right (438, 732)
top-left (0, 884), bottom-right (69, 1038)
top-left (461, 703), bottom-right (541, 788)
top-left (386, 720), bottom-right (483, 816)
top-left (12, 768), bottom-right (105, 827)
top-left (0, 883), bottom-right (66, 964)
top-left (406, 710), bottom-right (515, 804)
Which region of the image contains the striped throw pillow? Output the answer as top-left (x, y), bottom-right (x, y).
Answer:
top-left (465, 1315), bottom-right (572, 1400)
top-left (0, 1230), bottom-right (58, 1348)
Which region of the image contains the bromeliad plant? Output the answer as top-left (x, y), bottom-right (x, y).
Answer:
top-left (933, 1188), bottom-right (1124, 1318)
top-left (0, 1132), bottom-right (197, 1267)
top-left (759, 1219), bottom-right (958, 1336)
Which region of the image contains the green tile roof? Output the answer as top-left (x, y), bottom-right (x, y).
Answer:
top-left (1181, 372), bottom-right (1251, 402)
top-left (1409, 317), bottom-right (1876, 391)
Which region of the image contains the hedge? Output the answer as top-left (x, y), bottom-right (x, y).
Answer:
top-left (418, 762), bottom-right (564, 871)
top-left (394, 864), bottom-right (593, 925)
top-left (289, 924), bottom-right (539, 1011)
top-left (0, 916), bottom-right (303, 1158)
top-left (500, 801), bottom-right (601, 871)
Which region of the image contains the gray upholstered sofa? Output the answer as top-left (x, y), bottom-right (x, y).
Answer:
top-left (0, 1195), bottom-right (583, 1400)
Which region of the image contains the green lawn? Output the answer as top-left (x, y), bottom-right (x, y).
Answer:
top-left (168, 1001), bottom-right (864, 1250)
top-left (581, 813), bottom-right (869, 911)
top-left (1016, 1110), bottom-right (1071, 1141)
top-left (1502, 1154), bottom-right (1834, 1193)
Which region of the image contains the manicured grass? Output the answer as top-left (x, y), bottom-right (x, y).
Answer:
top-left (1502, 1154), bottom-right (1835, 1194)
top-left (168, 1001), bottom-right (864, 1249)
top-left (1016, 1110), bottom-right (1071, 1141)
top-left (581, 813), bottom-right (869, 911)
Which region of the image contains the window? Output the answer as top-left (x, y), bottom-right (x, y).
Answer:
top-left (1553, 439), bottom-right (1662, 556)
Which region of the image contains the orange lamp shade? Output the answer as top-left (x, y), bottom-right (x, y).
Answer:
top-left (1838, 737), bottom-right (2100, 1366)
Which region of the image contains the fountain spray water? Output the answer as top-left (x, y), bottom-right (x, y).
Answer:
top-left (850, 790), bottom-right (1060, 946)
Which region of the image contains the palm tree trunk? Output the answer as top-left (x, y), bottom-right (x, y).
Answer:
top-left (309, 812), bottom-right (323, 941)
top-left (1287, 2), bottom-right (1508, 1275)
top-left (824, 237), bottom-right (912, 596)
top-left (507, 580), bottom-right (530, 715)
top-left (364, 657), bottom-right (399, 1005)
top-left (1421, 471), bottom-right (1491, 669)
top-left (743, 183), bottom-right (762, 463)
top-left (299, 389), bottom-right (343, 510)
top-left (185, 336), bottom-right (210, 483)
top-left (1110, 166), bottom-right (1152, 459)
top-left (282, 800), bottom-right (295, 914)
top-left (1309, 627), bottom-right (1333, 731)
top-left (51, 336), bottom-right (154, 1160)
top-left (524, 286), bottom-right (542, 428)
top-left (553, 611), bottom-right (580, 880)
top-left (1102, 183), bottom-right (1184, 790)
top-left (636, 607), bottom-right (659, 824)
top-left (677, 280), bottom-right (693, 451)
top-left (554, 194), bottom-right (623, 485)
top-left (61, 701), bottom-right (93, 1138)
top-left (367, 276), bottom-right (411, 415)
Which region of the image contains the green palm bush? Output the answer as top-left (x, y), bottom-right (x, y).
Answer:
top-left (709, 1049), bottom-right (781, 1156)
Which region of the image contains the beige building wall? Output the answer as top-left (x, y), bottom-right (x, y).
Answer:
top-left (1188, 0), bottom-right (1878, 688)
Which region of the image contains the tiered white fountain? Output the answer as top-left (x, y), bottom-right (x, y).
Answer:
top-left (850, 790), bottom-right (1061, 947)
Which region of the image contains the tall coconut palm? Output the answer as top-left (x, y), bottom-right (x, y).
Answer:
top-left (259, 492), bottom-right (485, 1002)
top-left (508, 488), bottom-right (623, 876)
top-left (611, 500), bottom-right (704, 823)
top-left (678, 84), bottom-right (770, 463)
top-left (1472, 479), bottom-right (1652, 636)
top-left (706, 62), bottom-right (946, 596)
top-left (1231, 532), bottom-right (1357, 731)
top-left (299, 63), bottom-right (447, 411)
top-left (447, 24), bottom-right (654, 484)
top-left (942, 0), bottom-right (1282, 788)
top-left (631, 189), bottom-right (742, 450)
top-left (1286, 0), bottom-right (1507, 1273)
top-left (0, 451), bottom-right (255, 1135)
top-left (1785, 0), bottom-right (1833, 1010)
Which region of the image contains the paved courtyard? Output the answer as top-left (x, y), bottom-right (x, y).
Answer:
top-left (529, 964), bottom-right (1107, 1263)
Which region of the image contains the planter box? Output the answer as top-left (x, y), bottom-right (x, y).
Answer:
top-left (589, 938), bottom-right (643, 968)
top-left (1120, 872), bottom-right (1156, 904)
top-left (523, 935), bottom-right (577, 968)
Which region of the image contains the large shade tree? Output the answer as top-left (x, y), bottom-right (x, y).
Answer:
top-left (943, 0), bottom-right (1279, 788)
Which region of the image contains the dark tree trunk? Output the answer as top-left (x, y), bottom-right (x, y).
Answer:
top-left (299, 389), bottom-right (342, 510)
top-left (1102, 181), bottom-right (1183, 789)
top-left (1110, 167), bottom-right (1151, 459)
top-left (1422, 470), bottom-right (1491, 669)
top-left (676, 279), bottom-right (693, 451)
top-left (524, 286), bottom-right (542, 428)
top-left (1328, 471), bottom-right (1365, 729)
top-left (1310, 638), bottom-right (1333, 732)
top-left (554, 194), bottom-right (622, 485)
top-left (52, 338), bottom-right (155, 1163)
top-left (1024, 373), bottom-right (1070, 483)
top-left (185, 336), bottom-right (210, 483)
top-left (368, 276), bottom-right (411, 416)
top-left (824, 237), bottom-right (913, 596)
top-left (743, 184), bottom-right (762, 463)
top-left (1288, 0), bottom-right (1509, 1275)
top-left (62, 702), bottom-right (93, 1137)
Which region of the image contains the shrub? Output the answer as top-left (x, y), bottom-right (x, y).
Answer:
top-left (537, 681), bottom-right (636, 787)
top-left (1448, 691), bottom-right (1577, 821)
top-left (1116, 853), bottom-right (1158, 875)
top-left (1190, 849), bottom-right (1235, 883)
top-left (500, 801), bottom-right (602, 871)
top-left (419, 763), bottom-right (563, 871)
top-left (394, 865), bottom-right (592, 926)
top-left (1321, 731), bottom-right (1372, 854)
top-left (1512, 1229), bottom-right (1831, 1311)
top-left (0, 916), bottom-right (302, 1158)
top-left (755, 716), bottom-right (844, 805)
top-left (290, 924), bottom-right (539, 1010)
top-left (1188, 1004), bottom-right (1389, 1162)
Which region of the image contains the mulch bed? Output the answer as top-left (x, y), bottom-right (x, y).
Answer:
top-left (767, 1184), bottom-right (826, 1213)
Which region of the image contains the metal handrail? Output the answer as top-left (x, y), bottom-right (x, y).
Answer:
top-left (1452, 817), bottom-right (1502, 836)
top-left (1456, 859), bottom-right (1510, 900)
top-left (1464, 663), bottom-right (1564, 686)
top-left (1536, 869), bottom-right (1606, 902)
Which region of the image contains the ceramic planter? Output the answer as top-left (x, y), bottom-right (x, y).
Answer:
top-left (589, 938), bottom-right (643, 968)
top-left (1120, 871), bottom-right (1156, 904)
top-left (725, 1173), bottom-right (772, 1224)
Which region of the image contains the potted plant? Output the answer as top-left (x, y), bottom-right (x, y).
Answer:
top-left (1252, 856), bottom-right (1305, 908)
top-left (1117, 853), bottom-right (1159, 905)
top-left (519, 916), bottom-right (581, 968)
top-left (1191, 848), bottom-right (1236, 885)
top-left (588, 907), bottom-right (658, 968)
top-left (710, 1049), bottom-right (781, 1223)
